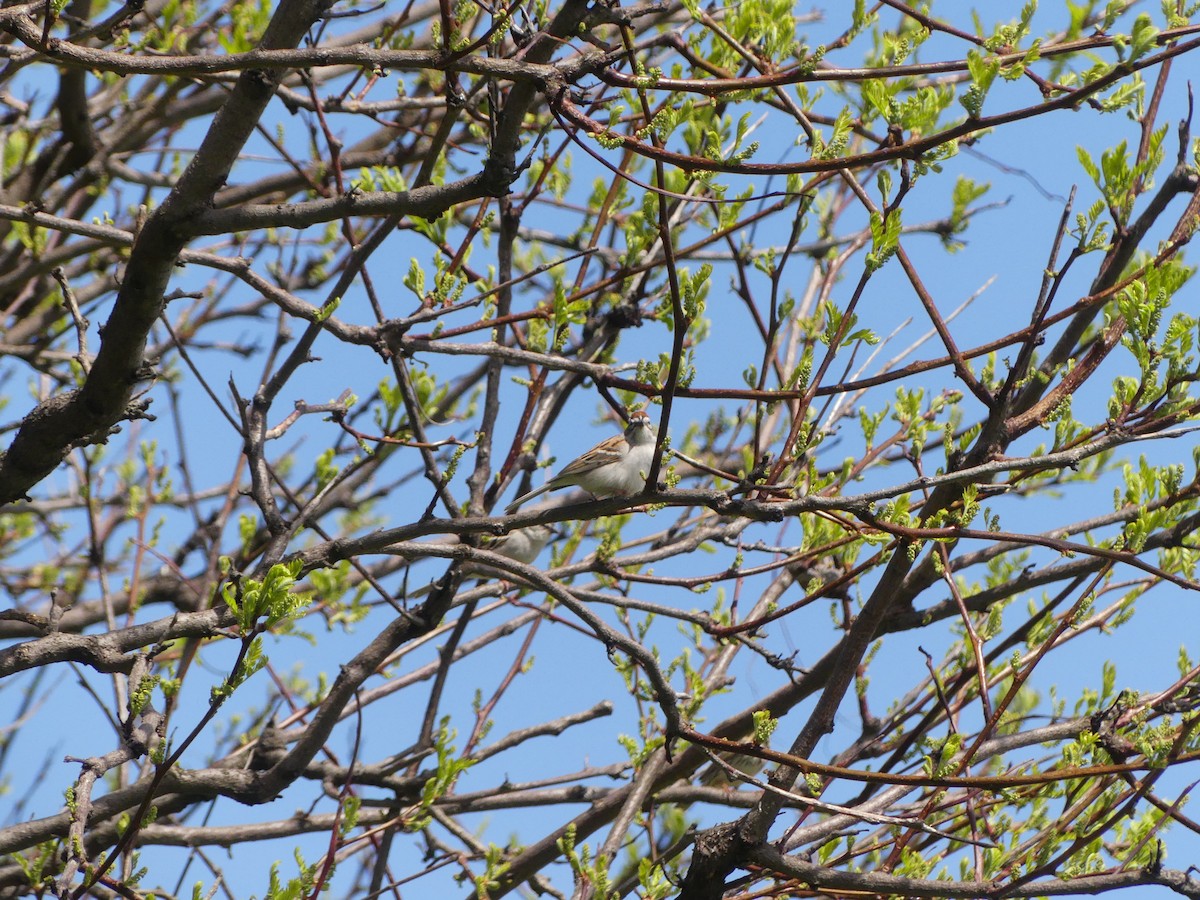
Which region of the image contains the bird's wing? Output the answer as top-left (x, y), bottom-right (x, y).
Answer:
top-left (554, 435), bottom-right (625, 477)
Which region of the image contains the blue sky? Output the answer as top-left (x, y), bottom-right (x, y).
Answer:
top-left (2, 1), bottom-right (1199, 895)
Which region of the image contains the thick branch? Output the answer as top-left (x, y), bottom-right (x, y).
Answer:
top-left (0, 0), bottom-right (332, 506)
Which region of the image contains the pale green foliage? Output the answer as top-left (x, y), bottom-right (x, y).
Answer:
top-left (261, 853), bottom-right (321, 900)
top-left (222, 560), bottom-right (310, 632)
top-left (960, 49), bottom-right (1001, 118)
top-left (217, 0), bottom-right (269, 52)
top-left (411, 720), bottom-right (475, 830)
top-left (866, 208), bottom-right (901, 271)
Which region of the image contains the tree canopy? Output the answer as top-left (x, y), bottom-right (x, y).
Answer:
top-left (2, 0), bottom-right (1200, 898)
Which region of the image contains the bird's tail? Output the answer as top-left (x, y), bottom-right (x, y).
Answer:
top-left (505, 482), bottom-right (549, 514)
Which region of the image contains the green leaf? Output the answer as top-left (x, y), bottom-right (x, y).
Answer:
top-left (866, 207), bottom-right (902, 271)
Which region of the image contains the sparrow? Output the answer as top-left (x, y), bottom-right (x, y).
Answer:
top-left (698, 751), bottom-right (768, 788)
top-left (505, 409), bottom-right (657, 514)
top-left (409, 524), bottom-right (555, 597)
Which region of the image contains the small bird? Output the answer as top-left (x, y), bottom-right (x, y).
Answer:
top-left (409, 524), bottom-right (555, 597)
top-left (505, 409), bottom-right (658, 514)
top-left (698, 751), bottom-right (768, 788)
